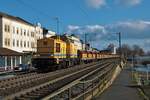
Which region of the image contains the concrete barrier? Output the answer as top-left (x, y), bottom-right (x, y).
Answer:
top-left (85, 63), bottom-right (123, 100)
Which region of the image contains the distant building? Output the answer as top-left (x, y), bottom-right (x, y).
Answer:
top-left (82, 43), bottom-right (90, 51)
top-left (62, 34), bottom-right (82, 50)
top-left (112, 46), bottom-right (117, 54)
top-left (0, 12), bottom-right (43, 70)
top-left (45, 30), bottom-right (56, 38)
top-left (107, 44), bottom-right (117, 54)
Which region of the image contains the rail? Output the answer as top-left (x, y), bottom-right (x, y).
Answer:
top-left (2, 59), bottom-right (115, 99)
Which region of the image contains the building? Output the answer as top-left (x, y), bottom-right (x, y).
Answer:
top-left (107, 44), bottom-right (117, 54)
top-left (63, 34), bottom-right (82, 50)
top-left (45, 30), bottom-right (56, 38)
top-left (0, 48), bottom-right (22, 71)
top-left (0, 12), bottom-right (43, 53)
top-left (0, 12), bottom-right (43, 70)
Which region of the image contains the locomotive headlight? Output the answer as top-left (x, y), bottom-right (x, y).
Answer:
top-left (19, 67), bottom-right (22, 71)
top-left (56, 58), bottom-right (59, 64)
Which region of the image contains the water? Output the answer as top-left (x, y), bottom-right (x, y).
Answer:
top-left (133, 64), bottom-right (150, 72)
top-left (134, 67), bottom-right (150, 72)
top-left (131, 56), bottom-right (150, 72)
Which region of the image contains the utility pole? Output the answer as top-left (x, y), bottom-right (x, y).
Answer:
top-left (117, 32), bottom-right (122, 67)
top-left (54, 17), bottom-right (59, 35)
top-left (85, 33), bottom-right (87, 51)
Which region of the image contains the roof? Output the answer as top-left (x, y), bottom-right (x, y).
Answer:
top-left (0, 48), bottom-right (23, 56)
top-left (0, 12), bottom-right (34, 26)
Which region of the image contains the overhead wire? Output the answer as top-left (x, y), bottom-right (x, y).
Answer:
top-left (16, 0), bottom-right (51, 18)
top-left (16, 0), bottom-right (118, 48)
top-left (15, 0), bottom-right (56, 30)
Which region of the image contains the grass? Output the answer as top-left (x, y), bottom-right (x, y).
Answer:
top-left (133, 73), bottom-right (149, 100)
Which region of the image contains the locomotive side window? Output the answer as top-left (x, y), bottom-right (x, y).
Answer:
top-left (56, 43), bottom-right (60, 52)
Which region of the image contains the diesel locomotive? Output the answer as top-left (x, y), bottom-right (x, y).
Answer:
top-left (32, 35), bottom-right (118, 71)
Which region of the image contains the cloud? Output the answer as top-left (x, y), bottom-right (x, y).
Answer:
top-left (86, 0), bottom-right (106, 9)
top-left (66, 20), bottom-right (150, 50)
top-left (66, 25), bottom-right (107, 41)
top-left (67, 25), bottom-right (106, 34)
top-left (107, 20), bottom-right (150, 39)
top-left (116, 0), bottom-right (142, 6)
top-left (67, 20), bottom-right (150, 39)
top-left (144, 39), bottom-right (150, 47)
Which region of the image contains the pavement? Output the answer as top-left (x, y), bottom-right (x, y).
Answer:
top-left (94, 68), bottom-right (142, 100)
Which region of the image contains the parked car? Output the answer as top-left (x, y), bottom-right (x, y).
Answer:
top-left (14, 64), bottom-right (30, 72)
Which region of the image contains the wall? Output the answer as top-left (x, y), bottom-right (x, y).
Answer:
top-left (85, 64), bottom-right (123, 100)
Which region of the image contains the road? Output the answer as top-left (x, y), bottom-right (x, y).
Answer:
top-left (94, 68), bottom-right (142, 100)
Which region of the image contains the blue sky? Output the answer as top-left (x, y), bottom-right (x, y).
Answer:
top-left (0, 0), bottom-right (150, 51)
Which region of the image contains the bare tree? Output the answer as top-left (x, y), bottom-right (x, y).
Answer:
top-left (116, 44), bottom-right (145, 57)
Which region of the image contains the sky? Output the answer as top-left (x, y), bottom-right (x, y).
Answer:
top-left (0, 0), bottom-right (150, 51)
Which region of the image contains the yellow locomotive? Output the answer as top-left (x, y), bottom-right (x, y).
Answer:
top-left (32, 35), bottom-right (80, 70)
top-left (32, 35), bottom-right (119, 71)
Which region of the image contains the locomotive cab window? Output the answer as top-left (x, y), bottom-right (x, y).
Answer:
top-left (56, 43), bottom-right (60, 52)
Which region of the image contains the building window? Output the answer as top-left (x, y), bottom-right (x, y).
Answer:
top-left (4, 24), bottom-right (10, 32)
top-left (31, 42), bottom-right (34, 48)
top-left (20, 28), bottom-right (22, 35)
top-left (31, 32), bottom-right (34, 37)
top-left (17, 28), bottom-right (19, 34)
top-left (4, 38), bottom-right (11, 46)
top-left (4, 25), bottom-right (7, 32)
top-left (24, 41), bottom-right (26, 47)
top-left (28, 41), bottom-right (29, 47)
top-left (56, 43), bottom-right (60, 52)
top-left (8, 25), bottom-right (10, 32)
top-left (24, 30), bottom-right (26, 36)
top-left (20, 41), bottom-right (22, 47)
top-left (5, 38), bottom-right (7, 46)
top-left (17, 40), bottom-right (19, 47)
top-left (13, 39), bottom-right (15, 46)
top-left (8, 39), bottom-right (10, 46)
top-left (27, 30), bottom-right (29, 36)
top-left (13, 27), bottom-right (15, 33)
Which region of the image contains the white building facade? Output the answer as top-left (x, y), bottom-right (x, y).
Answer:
top-left (45, 30), bottom-right (56, 38)
top-left (0, 12), bottom-right (43, 70)
top-left (65, 34), bottom-right (82, 50)
top-left (0, 12), bottom-right (43, 53)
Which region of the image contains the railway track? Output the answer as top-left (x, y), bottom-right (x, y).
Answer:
top-left (46, 61), bottom-right (118, 100)
top-left (15, 62), bottom-right (111, 100)
top-left (0, 59), bottom-right (117, 100)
